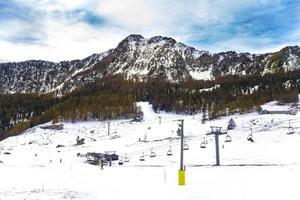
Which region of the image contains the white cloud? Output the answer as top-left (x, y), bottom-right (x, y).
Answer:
top-left (16, 0), bottom-right (93, 11)
top-left (0, 0), bottom-right (297, 61)
top-left (201, 36), bottom-right (298, 54)
top-left (97, 0), bottom-right (158, 28)
top-left (193, 0), bottom-right (282, 18)
top-left (43, 19), bottom-right (128, 54)
top-left (96, 0), bottom-right (281, 29)
top-left (0, 20), bottom-right (44, 44)
top-left (0, 19), bottom-right (129, 62)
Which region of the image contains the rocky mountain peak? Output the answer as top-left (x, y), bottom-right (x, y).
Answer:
top-left (148, 36), bottom-right (177, 44)
top-left (0, 35), bottom-right (300, 94)
top-left (121, 34), bottom-right (145, 43)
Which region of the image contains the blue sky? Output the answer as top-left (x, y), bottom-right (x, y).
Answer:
top-left (0, 0), bottom-right (300, 61)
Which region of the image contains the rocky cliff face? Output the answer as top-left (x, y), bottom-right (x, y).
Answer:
top-left (1, 34), bottom-right (300, 94)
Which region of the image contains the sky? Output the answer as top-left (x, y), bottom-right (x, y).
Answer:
top-left (0, 0), bottom-right (300, 62)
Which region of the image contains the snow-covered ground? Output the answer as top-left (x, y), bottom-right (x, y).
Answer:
top-left (1, 102), bottom-right (300, 200)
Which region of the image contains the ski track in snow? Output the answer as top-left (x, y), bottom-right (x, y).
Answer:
top-left (0, 101), bottom-right (300, 200)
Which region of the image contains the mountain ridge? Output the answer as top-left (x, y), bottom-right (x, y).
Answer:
top-left (0, 34), bottom-right (300, 94)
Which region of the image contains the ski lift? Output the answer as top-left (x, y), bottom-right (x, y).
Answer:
top-left (139, 153), bottom-right (145, 161)
top-left (227, 118), bottom-right (236, 130)
top-left (247, 133), bottom-right (254, 143)
top-left (124, 155), bottom-right (129, 162)
top-left (166, 146), bottom-right (173, 156)
top-left (287, 129), bottom-right (295, 135)
top-left (225, 134), bottom-right (232, 143)
top-left (247, 127), bottom-right (254, 142)
top-left (118, 158), bottom-right (124, 165)
top-left (200, 137), bottom-right (206, 148)
top-left (184, 143), bottom-right (189, 150)
top-left (287, 120), bottom-right (295, 135)
top-left (150, 149), bottom-right (156, 158)
top-left (200, 142), bottom-right (206, 148)
top-left (177, 128), bottom-right (181, 136)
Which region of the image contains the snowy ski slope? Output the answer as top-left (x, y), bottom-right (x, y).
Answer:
top-left (0, 101), bottom-right (300, 200)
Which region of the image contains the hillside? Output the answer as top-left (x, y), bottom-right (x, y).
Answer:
top-left (1, 35), bottom-right (300, 140)
top-left (2, 70), bottom-right (300, 139)
top-left (0, 101), bottom-right (300, 199)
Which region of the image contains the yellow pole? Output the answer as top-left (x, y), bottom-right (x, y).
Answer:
top-left (178, 170), bottom-right (185, 185)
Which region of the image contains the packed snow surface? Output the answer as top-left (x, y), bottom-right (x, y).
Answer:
top-left (1, 101), bottom-right (300, 200)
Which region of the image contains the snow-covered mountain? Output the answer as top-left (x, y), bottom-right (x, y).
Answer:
top-left (0, 53), bottom-right (109, 94)
top-left (1, 34), bottom-right (300, 94)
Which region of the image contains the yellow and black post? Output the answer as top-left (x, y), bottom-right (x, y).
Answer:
top-left (178, 119), bottom-right (185, 185)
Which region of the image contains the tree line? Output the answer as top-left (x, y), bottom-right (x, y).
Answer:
top-left (1, 70), bottom-right (300, 140)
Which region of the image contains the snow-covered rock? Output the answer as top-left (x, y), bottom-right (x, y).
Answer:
top-left (0, 35), bottom-right (300, 94)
